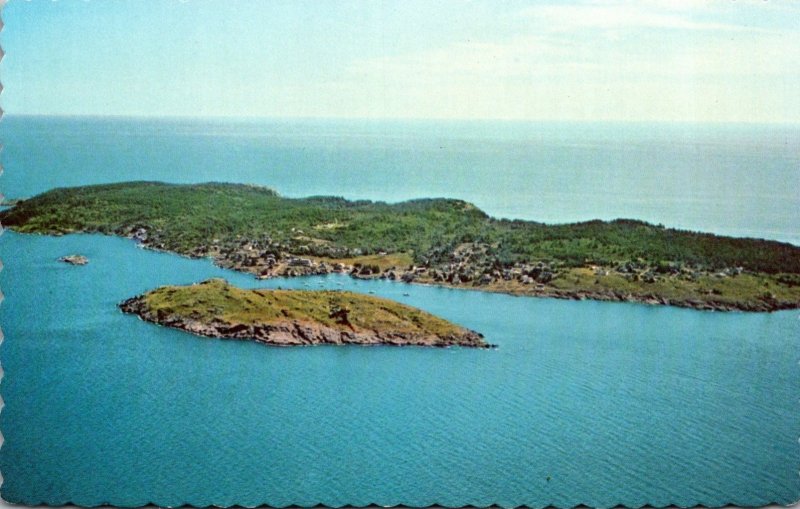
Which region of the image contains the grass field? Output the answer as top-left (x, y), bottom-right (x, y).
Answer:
top-left (135, 278), bottom-right (473, 337)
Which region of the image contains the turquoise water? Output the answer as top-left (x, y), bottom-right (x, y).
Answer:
top-left (1, 232), bottom-right (798, 507)
top-left (0, 117), bottom-right (799, 506)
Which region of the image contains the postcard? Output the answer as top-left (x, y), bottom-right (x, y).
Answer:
top-left (1, 1), bottom-right (798, 507)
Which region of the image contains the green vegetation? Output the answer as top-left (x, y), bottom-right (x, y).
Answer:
top-left (120, 279), bottom-right (487, 347)
top-left (4, 181), bottom-right (800, 311)
top-left (136, 278), bottom-right (470, 336)
top-left (3, 181), bottom-right (799, 273)
top-left (309, 252), bottom-right (415, 272)
top-left (0, 197), bottom-right (24, 207)
top-left (542, 267), bottom-right (800, 311)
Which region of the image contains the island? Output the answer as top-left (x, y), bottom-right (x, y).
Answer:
top-left (119, 278), bottom-right (488, 347)
top-left (4, 181), bottom-right (800, 312)
top-left (59, 254), bottom-right (89, 265)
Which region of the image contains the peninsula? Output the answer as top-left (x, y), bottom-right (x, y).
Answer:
top-left (4, 181), bottom-right (800, 312)
top-left (119, 279), bottom-right (488, 348)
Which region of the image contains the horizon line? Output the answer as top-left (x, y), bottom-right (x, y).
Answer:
top-left (3, 112), bottom-right (799, 127)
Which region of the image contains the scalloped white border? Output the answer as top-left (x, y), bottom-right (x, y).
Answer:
top-left (0, 0), bottom-right (6, 502)
top-left (0, 1), bottom-right (796, 507)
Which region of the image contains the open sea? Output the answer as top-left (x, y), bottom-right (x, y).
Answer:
top-left (0, 116), bottom-right (798, 507)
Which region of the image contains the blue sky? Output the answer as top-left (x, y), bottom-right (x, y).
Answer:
top-left (3, 0), bottom-right (799, 122)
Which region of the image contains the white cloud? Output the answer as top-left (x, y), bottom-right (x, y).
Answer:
top-left (306, 1), bottom-right (800, 122)
top-left (347, 36), bottom-right (578, 82)
top-left (519, 3), bottom-right (746, 32)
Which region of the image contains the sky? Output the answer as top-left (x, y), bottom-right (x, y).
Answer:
top-left (2, 0), bottom-right (800, 122)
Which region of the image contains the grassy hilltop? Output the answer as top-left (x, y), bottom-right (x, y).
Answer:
top-left (4, 181), bottom-right (800, 311)
top-left (119, 278), bottom-right (487, 347)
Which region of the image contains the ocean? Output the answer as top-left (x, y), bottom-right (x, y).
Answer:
top-left (0, 116), bottom-right (798, 507)
top-left (3, 116), bottom-right (799, 244)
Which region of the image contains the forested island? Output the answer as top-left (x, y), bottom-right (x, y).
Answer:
top-left (4, 181), bottom-right (800, 312)
top-left (120, 278), bottom-right (488, 347)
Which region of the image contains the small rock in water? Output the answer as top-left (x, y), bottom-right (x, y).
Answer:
top-left (59, 254), bottom-right (89, 266)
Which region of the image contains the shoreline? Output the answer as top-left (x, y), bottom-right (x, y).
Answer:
top-left (10, 228), bottom-right (799, 313)
top-left (197, 239), bottom-right (799, 313)
top-left (118, 279), bottom-right (490, 348)
top-left (3, 181), bottom-right (798, 314)
top-left (143, 234), bottom-right (798, 313)
top-left (10, 228), bottom-right (798, 313)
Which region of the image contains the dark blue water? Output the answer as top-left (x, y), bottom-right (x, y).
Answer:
top-left (2, 116), bottom-right (799, 244)
top-left (1, 117), bottom-right (799, 506)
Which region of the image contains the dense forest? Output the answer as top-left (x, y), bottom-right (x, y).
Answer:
top-left (4, 181), bottom-right (799, 274)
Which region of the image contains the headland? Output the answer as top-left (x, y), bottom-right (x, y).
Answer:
top-left (4, 181), bottom-right (800, 312)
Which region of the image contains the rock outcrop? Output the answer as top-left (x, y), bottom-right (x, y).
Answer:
top-left (59, 254), bottom-right (89, 265)
top-left (119, 279), bottom-right (490, 348)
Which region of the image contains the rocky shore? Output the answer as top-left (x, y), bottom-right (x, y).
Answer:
top-left (119, 279), bottom-right (489, 348)
top-left (4, 182), bottom-right (798, 314)
top-left (481, 285), bottom-right (798, 312)
top-left (148, 234), bottom-right (797, 313)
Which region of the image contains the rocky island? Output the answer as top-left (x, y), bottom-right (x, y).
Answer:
top-left (119, 279), bottom-right (488, 348)
top-left (4, 181), bottom-right (800, 312)
top-left (59, 254), bottom-right (89, 265)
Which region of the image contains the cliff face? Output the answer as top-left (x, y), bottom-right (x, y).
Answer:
top-left (119, 279), bottom-right (489, 348)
